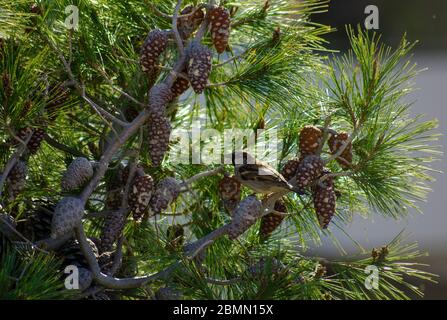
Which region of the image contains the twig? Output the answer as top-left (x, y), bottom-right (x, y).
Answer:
top-left (213, 54), bottom-right (244, 68)
top-left (91, 65), bottom-right (145, 108)
top-left (206, 80), bottom-right (232, 88)
top-left (172, 0), bottom-right (185, 55)
top-left (148, 2), bottom-right (206, 20)
top-left (318, 171), bottom-right (353, 184)
top-left (205, 276), bottom-right (242, 285)
top-left (316, 116), bottom-right (332, 156)
top-left (324, 129), bottom-right (358, 165)
top-left (184, 224), bottom-right (230, 259)
top-left (71, 0), bottom-right (217, 290)
top-left (43, 133), bottom-right (87, 158)
top-left (0, 133), bottom-right (32, 200)
top-left (74, 222), bottom-right (231, 289)
top-left (180, 166), bottom-right (224, 191)
top-left (81, 89), bottom-right (129, 128)
top-left (109, 236), bottom-right (124, 276)
top-left (42, 33), bottom-right (128, 128)
top-left (0, 215), bottom-right (49, 254)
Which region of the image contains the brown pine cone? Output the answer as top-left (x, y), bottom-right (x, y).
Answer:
top-left (281, 158), bottom-right (301, 181)
top-left (259, 199), bottom-right (286, 240)
top-left (313, 172), bottom-right (336, 229)
top-left (99, 210), bottom-right (127, 253)
top-left (170, 72), bottom-right (190, 100)
top-left (218, 176), bottom-right (241, 215)
top-left (209, 6), bottom-right (231, 53)
top-left (27, 128), bottom-right (45, 154)
top-left (299, 125), bottom-right (323, 156)
top-left (128, 174), bottom-right (154, 221)
top-left (28, 202), bottom-right (55, 241)
top-left (149, 83), bottom-right (172, 112)
top-left (149, 177), bottom-right (180, 215)
top-left (328, 132), bottom-right (353, 169)
top-left (148, 109), bottom-right (172, 167)
top-left (14, 127), bottom-right (45, 154)
top-left (177, 6), bottom-right (204, 39)
top-left (57, 238), bottom-right (98, 268)
top-left (187, 42), bottom-right (212, 94)
top-left (294, 155), bottom-right (323, 190)
top-left (119, 163), bottom-right (145, 186)
top-left (218, 176), bottom-right (241, 200)
top-left (6, 160), bottom-right (27, 200)
top-left (140, 29), bottom-right (168, 74)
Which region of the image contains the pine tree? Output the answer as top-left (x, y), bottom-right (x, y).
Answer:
top-left (0, 0), bottom-right (441, 300)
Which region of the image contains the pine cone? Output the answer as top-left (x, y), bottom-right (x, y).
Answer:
top-left (27, 128), bottom-right (45, 154)
top-left (259, 199), bottom-right (286, 239)
top-left (140, 29), bottom-right (168, 74)
top-left (294, 155), bottom-right (323, 190)
top-left (149, 83), bottom-right (172, 112)
top-left (218, 176), bottom-right (241, 199)
top-left (170, 72), bottom-right (190, 99)
top-left (57, 238), bottom-right (99, 268)
top-left (105, 189), bottom-right (122, 211)
top-left (51, 197), bottom-right (84, 239)
top-left (177, 6), bottom-right (204, 39)
top-left (313, 173), bottom-right (336, 229)
top-left (281, 158), bottom-right (301, 181)
top-left (6, 160), bottom-right (27, 200)
top-left (187, 42), bottom-right (212, 94)
top-left (328, 132), bottom-right (353, 169)
top-left (78, 267), bottom-right (93, 291)
top-left (28, 202), bottom-right (55, 241)
top-left (128, 174), bottom-right (154, 221)
top-left (57, 238), bottom-right (97, 291)
top-left (218, 175), bottom-right (241, 214)
top-left (119, 163), bottom-right (145, 186)
top-left (209, 6), bottom-right (231, 53)
top-left (227, 195), bottom-right (262, 240)
top-left (299, 125), bottom-right (323, 156)
top-left (14, 127), bottom-right (45, 154)
top-left (149, 177), bottom-right (180, 215)
top-left (99, 251), bottom-right (122, 275)
top-left (61, 157), bottom-right (94, 192)
top-left (148, 109), bottom-right (172, 166)
top-left (99, 210), bottom-right (126, 253)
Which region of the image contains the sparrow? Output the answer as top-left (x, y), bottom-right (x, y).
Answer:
top-left (231, 151), bottom-right (301, 194)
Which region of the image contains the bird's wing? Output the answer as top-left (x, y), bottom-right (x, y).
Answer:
top-left (239, 164), bottom-right (290, 187)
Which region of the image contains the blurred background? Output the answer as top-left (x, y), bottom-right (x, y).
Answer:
top-left (309, 0), bottom-right (447, 299)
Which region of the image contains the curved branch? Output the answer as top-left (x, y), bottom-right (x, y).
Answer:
top-left (172, 0), bottom-right (185, 54)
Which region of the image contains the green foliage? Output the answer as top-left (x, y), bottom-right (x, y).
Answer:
top-left (325, 26), bottom-right (440, 217)
top-left (0, 0), bottom-right (440, 300)
top-left (0, 240), bottom-right (73, 299)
